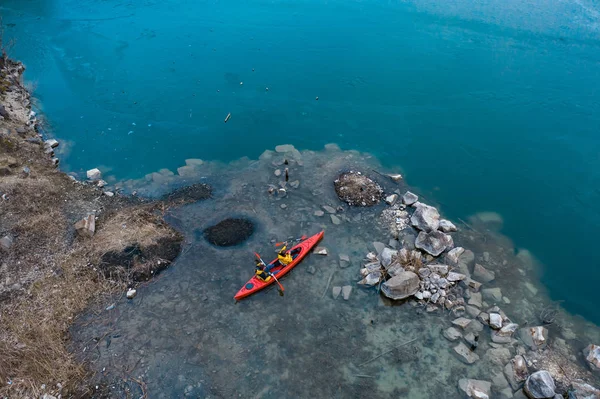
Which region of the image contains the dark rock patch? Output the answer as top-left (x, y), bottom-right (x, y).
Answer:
top-left (98, 235), bottom-right (183, 282)
top-left (204, 218), bottom-right (254, 247)
top-left (334, 171), bottom-right (383, 206)
top-left (164, 183), bottom-right (212, 204)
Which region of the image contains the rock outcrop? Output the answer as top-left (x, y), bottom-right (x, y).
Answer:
top-left (381, 271), bottom-right (420, 300)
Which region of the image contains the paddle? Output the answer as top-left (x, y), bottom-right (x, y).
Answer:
top-left (275, 235), bottom-right (307, 247)
top-left (254, 252), bottom-right (285, 296)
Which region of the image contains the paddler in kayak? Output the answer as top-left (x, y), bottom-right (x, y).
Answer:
top-left (255, 258), bottom-right (272, 282)
top-left (277, 244), bottom-right (293, 265)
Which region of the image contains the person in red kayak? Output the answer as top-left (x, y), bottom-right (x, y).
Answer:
top-left (277, 244), bottom-right (293, 265)
top-left (255, 258), bottom-right (272, 282)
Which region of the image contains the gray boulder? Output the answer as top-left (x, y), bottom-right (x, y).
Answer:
top-left (402, 191), bottom-right (418, 205)
top-left (571, 380), bottom-right (600, 399)
top-left (439, 219), bottom-right (457, 232)
top-left (492, 323), bottom-right (518, 344)
top-left (0, 235), bottom-right (13, 250)
top-left (411, 203), bottom-right (440, 232)
top-left (444, 327), bottom-right (462, 342)
top-left (504, 355), bottom-right (529, 390)
top-left (380, 247), bottom-right (397, 268)
top-left (458, 379), bottom-right (491, 399)
top-left (524, 370), bottom-right (555, 398)
top-left (520, 326), bottom-right (548, 350)
top-left (583, 344), bottom-right (600, 372)
top-left (482, 287), bottom-right (502, 303)
top-left (381, 271), bottom-right (420, 300)
top-left (415, 231), bottom-right (454, 257)
top-left (454, 342), bottom-right (480, 364)
top-left (75, 214), bottom-right (95, 238)
top-left (473, 264), bottom-right (496, 283)
top-left (446, 247), bottom-right (465, 265)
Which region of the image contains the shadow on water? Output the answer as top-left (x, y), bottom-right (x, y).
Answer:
top-left (71, 146), bottom-right (600, 398)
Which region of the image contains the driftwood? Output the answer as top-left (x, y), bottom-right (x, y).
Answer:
top-left (358, 338), bottom-right (417, 367)
top-left (321, 270), bottom-right (335, 298)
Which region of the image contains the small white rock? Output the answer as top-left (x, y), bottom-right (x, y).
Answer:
top-left (87, 168), bottom-right (102, 180)
top-left (126, 288), bottom-right (137, 299)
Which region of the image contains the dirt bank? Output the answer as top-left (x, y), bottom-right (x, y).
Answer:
top-left (0, 54), bottom-right (195, 398)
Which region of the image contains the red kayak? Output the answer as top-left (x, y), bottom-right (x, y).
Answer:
top-left (234, 231), bottom-right (324, 300)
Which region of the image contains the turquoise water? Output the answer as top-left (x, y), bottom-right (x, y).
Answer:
top-left (2, 0), bottom-right (600, 328)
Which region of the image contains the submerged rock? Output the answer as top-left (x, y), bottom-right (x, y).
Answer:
top-left (203, 218), bottom-right (254, 247)
top-left (410, 203), bottom-right (440, 232)
top-left (492, 323), bottom-right (518, 344)
top-left (446, 247), bottom-right (465, 265)
top-left (583, 344), bottom-right (600, 372)
top-left (402, 191), bottom-right (418, 205)
top-left (482, 287), bottom-right (502, 303)
top-left (342, 285), bottom-right (352, 300)
top-left (415, 230), bottom-right (454, 256)
top-left (164, 183), bottom-right (212, 204)
top-left (333, 171), bottom-right (382, 206)
top-left (524, 371), bottom-right (555, 398)
top-left (332, 286), bottom-right (341, 299)
top-left (473, 264), bottom-right (496, 283)
top-left (444, 327), bottom-right (463, 342)
top-left (381, 271), bottom-right (419, 300)
top-left (458, 378), bottom-right (491, 399)
top-left (454, 342), bottom-right (480, 364)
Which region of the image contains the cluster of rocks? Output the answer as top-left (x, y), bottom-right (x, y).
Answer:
top-left (356, 186), bottom-right (600, 398)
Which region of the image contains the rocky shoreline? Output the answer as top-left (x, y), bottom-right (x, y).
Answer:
top-left (0, 55), bottom-right (206, 398)
top-left (332, 183), bottom-right (600, 398)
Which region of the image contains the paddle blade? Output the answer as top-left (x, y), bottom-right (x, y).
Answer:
top-left (300, 235), bottom-right (307, 240)
top-left (278, 289), bottom-right (284, 297)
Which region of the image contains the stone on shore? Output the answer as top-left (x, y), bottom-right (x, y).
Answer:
top-left (524, 371), bottom-right (555, 399)
top-left (504, 355), bottom-right (529, 390)
top-left (75, 214), bottom-right (95, 238)
top-left (45, 139), bottom-right (59, 148)
top-left (454, 342), bottom-right (480, 364)
top-left (379, 247), bottom-right (397, 268)
top-left (385, 194), bottom-right (398, 205)
top-left (0, 235), bottom-right (14, 250)
top-left (332, 286), bottom-right (342, 299)
top-left (126, 288), bottom-right (137, 299)
top-left (571, 380), bottom-right (600, 398)
top-left (410, 204), bottom-right (440, 232)
top-left (583, 344), bottom-right (600, 372)
top-left (444, 327), bottom-right (463, 342)
top-left (342, 285), bottom-right (352, 300)
top-left (86, 168), bottom-right (102, 180)
top-left (458, 379), bottom-right (491, 399)
top-left (446, 247), bottom-right (465, 265)
top-left (492, 323), bottom-right (518, 344)
top-left (489, 313), bottom-right (503, 329)
top-left (428, 264), bottom-right (449, 275)
top-left (415, 230), bottom-right (454, 256)
top-left (520, 326), bottom-right (548, 350)
top-left (439, 219), bottom-right (457, 232)
top-left (402, 191), bottom-right (418, 205)
top-left (315, 247), bottom-right (328, 255)
top-left (473, 263), bottom-right (496, 283)
top-left (452, 317), bottom-right (472, 329)
top-left (381, 271), bottom-right (420, 300)
top-left (447, 271), bottom-right (467, 282)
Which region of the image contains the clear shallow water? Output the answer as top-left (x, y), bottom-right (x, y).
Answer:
top-left (2, 0), bottom-right (600, 335)
top-left (70, 147), bottom-right (600, 398)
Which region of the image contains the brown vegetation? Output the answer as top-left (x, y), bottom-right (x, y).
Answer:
top-left (0, 57), bottom-right (186, 398)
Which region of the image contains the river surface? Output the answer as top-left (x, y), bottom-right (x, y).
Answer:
top-left (2, 0), bottom-right (600, 396)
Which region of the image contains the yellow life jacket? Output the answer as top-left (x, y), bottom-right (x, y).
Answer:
top-left (255, 269), bottom-right (271, 281)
